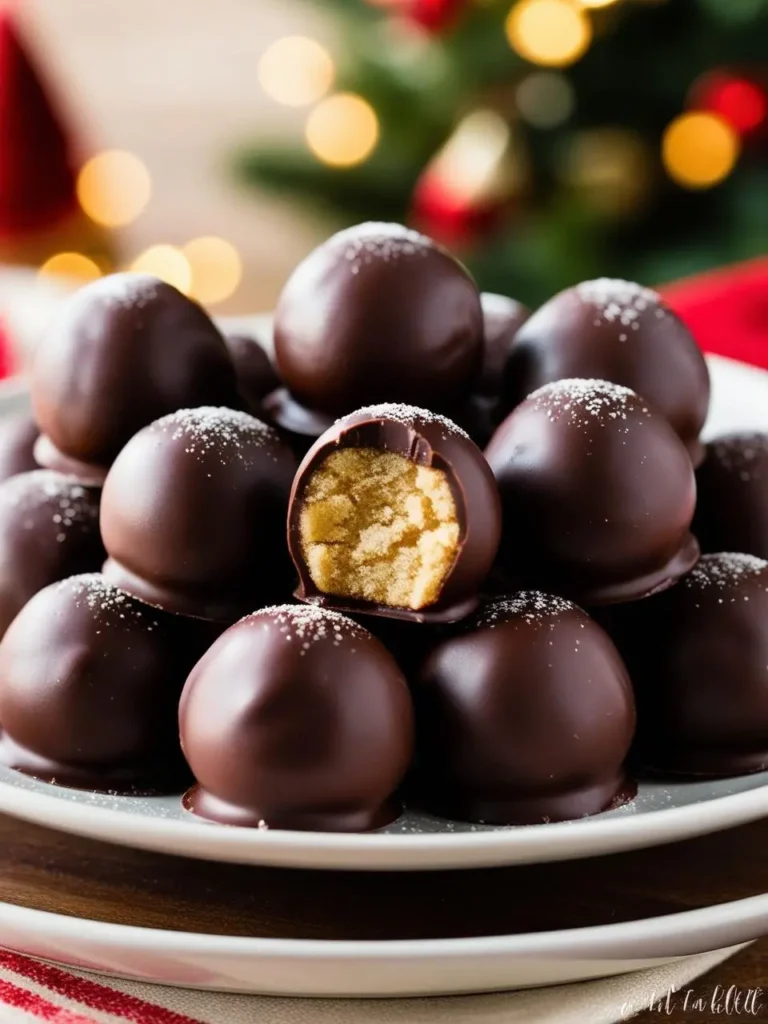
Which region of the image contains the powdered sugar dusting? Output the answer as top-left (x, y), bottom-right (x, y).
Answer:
top-left (87, 272), bottom-right (161, 310)
top-left (528, 378), bottom-right (644, 428)
top-left (0, 470), bottom-right (99, 542)
top-left (330, 222), bottom-right (433, 276)
top-left (576, 278), bottom-right (665, 334)
top-left (708, 432), bottom-right (768, 482)
top-left (477, 592), bottom-right (577, 628)
top-left (62, 573), bottom-right (160, 629)
top-left (349, 403), bottom-right (470, 441)
top-left (685, 552), bottom-right (768, 592)
top-left (249, 604), bottom-right (368, 651)
top-left (154, 407), bottom-right (281, 462)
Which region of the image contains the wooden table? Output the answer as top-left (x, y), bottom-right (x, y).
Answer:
top-left (1, 812), bottom-right (768, 1020)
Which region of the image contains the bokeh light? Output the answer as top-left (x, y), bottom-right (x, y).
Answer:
top-left (130, 245), bottom-right (192, 294)
top-left (704, 77), bottom-right (767, 134)
top-left (38, 252), bottom-right (102, 284)
top-left (563, 128), bottom-right (652, 215)
top-left (577, 0), bottom-right (619, 7)
top-left (184, 237), bottom-right (243, 306)
top-left (77, 151), bottom-right (151, 228)
top-left (305, 93), bottom-right (380, 167)
top-left (662, 112), bottom-right (740, 189)
top-left (506, 0), bottom-right (592, 68)
top-left (258, 36), bottom-right (335, 108)
top-left (516, 71), bottom-right (575, 127)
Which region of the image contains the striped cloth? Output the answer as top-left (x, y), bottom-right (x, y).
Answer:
top-left (0, 946), bottom-right (745, 1024)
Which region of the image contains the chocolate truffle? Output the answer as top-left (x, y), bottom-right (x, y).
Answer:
top-left (416, 593), bottom-right (636, 825)
top-left (0, 574), bottom-right (220, 790)
top-left (694, 433), bottom-right (768, 560)
top-left (453, 294), bottom-right (531, 449)
top-left (289, 404), bottom-right (501, 623)
top-left (0, 470), bottom-right (104, 637)
top-left (224, 332), bottom-right (281, 415)
top-left (180, 605), bottom-right (414, 831)
top-left (262, 388), bottom-right (335, 460)
top-left (603, 554), bottom-right (768, 777)
top-left (32, 273), bottom-right (241, 484)
top-left (485, 379), bottom-right (699, 605)
top-left (101, 407), bottom-right (297, 622)
top-left (501, 279), bottom-right (710, 465)
top-left (478, 293), bottom-right (530, 398)
top-left (0, 413), bottom-right (39, 483)
top-left (274, 222), bottom-right (483, 417)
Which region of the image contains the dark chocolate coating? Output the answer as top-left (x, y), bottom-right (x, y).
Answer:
top-left (0, 470), bottom-right (104, 638)
top-left (262, 388), bottom-right (335, 460)
top-left (601, 554), bottom-right (768, 777)
top-left (478, 293), bottom-right (530, 398)
top-left (0, 413), bottom-right (39, 483)
top-left (32, 273), bottom-right (241, 483)
top-left (180, 605), bottom-right (415, 831)
top-left (289, 404), bottom-right (502, 623)
top-left (485, 379), bottom-right (699, 606)
top-left (415, 593), bottom-right (636, 825)
top-left (694, 433), bottom-right (768, 560)
top-left (0, 574), bottom-right (221, 791)
top-left (501, 279), bottom-right (710, 466)
top-left (274, 223), bottom-right (483, 416)
top-left (224, 332), bottom-right (281, 416)
top-left (101, 407), bottom-right (297, 622)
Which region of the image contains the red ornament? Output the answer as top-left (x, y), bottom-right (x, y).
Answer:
top-left (411, 170), bottom-right (507, 247)
top-left (0, 6), bottom-right (79, 237)
top-left (364, 0), bottom-right (466, 33)
top-left (690, 70), bottom-right (768, 138)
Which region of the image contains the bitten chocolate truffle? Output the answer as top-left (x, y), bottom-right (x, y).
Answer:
top-left (0, 574), bottom-right (220, 791)
top-left (289, 404), bottom-right (501, 623)
top-left (416, 593), bottom-right (636, 825)
top-left (694, 433), bottom-right (768, 560)
top-left (101, 407), bottom-right (297, 621)
top-left (501, 279), bottom-right (710, 465)
top-left (32, 273), bottom-right (241, 484)
top-left (602, 554), bottom-right (768, 777)
top-left (0, 413), bottom-right (38, 483)
top-left (224, 332), bottom-right (281, 416)
top-left (485, 379), bottom-right (699, 605)
top-left (273, 223), bottom-right (483, 418)
top-left (0, 470), bottom-right (104, 637)
top-left (180, 605), bottom-right (414, 831)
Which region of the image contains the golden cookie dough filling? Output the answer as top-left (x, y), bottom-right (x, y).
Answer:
top-left (299, 448), bottom-right (461, 610)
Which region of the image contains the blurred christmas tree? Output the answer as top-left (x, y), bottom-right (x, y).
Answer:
top-left (239, 0), bottom-right (768, 305)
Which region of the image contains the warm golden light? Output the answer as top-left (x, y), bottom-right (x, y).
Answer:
top-left (130, 245), bottom-right (192, 294)
top-left (77, 151), bottom-right (151, 228)
top-left (184, 237), bottom-right (243, 306)
top-left (38, 252), bottom-right (102, 284)
top-left (577, 0), bottom-right (619, 7)
top-left (259, 36), bottom-right (335, 108)
top-left (506, 0), bottom-right (592, 68)
top-left (662, 112), bottom-right (740, 189)
top-left (306, 93), bottom-right (380, 168)
top-left (516, 71), bottom-right (575, 127)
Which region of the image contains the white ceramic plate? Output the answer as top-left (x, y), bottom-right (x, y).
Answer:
top-left (0, 342), bottom-right (766, 872)
top-left (0, 894), bottom-right (763, 996)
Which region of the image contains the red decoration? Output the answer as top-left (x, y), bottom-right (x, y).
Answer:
top-left (411, 171), bottom-right (507, 247)
top-left (662, 258), bottom-right (768, 371)
top-left (0, 5), bottom-right (79, 237)
top-left (0, 316), bottom-right (16, 381)
top-left (690, 71), bottom-right (768, 138)
top-left (364, 0), bottom-right (466, 33)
